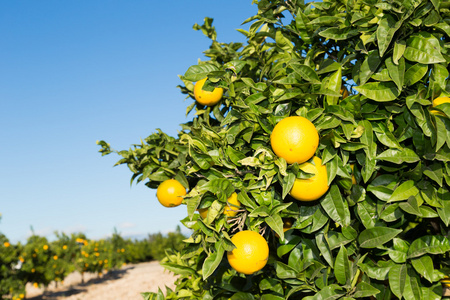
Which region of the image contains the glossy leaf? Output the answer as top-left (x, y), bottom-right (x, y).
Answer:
top-left (389, 180), bottom-right (420, 202)
top-left (377, 14), bottom-right (401, 57)
top-left (403, 32), bottom-right (446, 64)
top-left (358, 227), bottom-right (402, 248)
top-left (354, 82), bottom-right (400, 102)
top-left (334, 246), bottom-right (350, 285)
top-left (321, 185), bottom-right (351, 226)
top-left (389, 263), bottom-right (407, 299)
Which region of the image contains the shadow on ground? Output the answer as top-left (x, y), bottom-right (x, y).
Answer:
top-left (27, 266), bottom-right (135, 300)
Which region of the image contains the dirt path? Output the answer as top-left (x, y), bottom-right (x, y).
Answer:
top-left (26, 261), bottom-right (178, 300)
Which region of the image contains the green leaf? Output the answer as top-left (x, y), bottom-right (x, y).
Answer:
top-left (399, 196), bottom-right (422, 216)
top-left (162, 262), bottom-right (196, 276)
top-left (266, 214), bottom-right (284, 241)
top-left (437, 188), bottom-right (450, 226)
top-left (358, 227), bottom-right (402, 248)
top-left (278, 234), bottom-right (302, 258)
top-left (389, 264), bottom-right (407, 299)
top-left (407, 235), bottom-right (450, 258)
top-left (404, 63), bottom-right (428, 86)
top-left (402, 269), bottom-right (422, 300)
top-left (386, 56), bottom-right (405, 91)
top-left (319, 27), bottom-right (359, 40)
top-left (423, 163), bottom-right (443, 187)
top-left (275, 30), bottom-right (294, 51)
top-left (326, 68), bottom-right (342, 105)
top-left (184, 64), bottom-right (219, 81)
top-left (403, 32), bottom-right (446, 64)
top-left (302, 284), bottom-right (344, 300)
top-left (321, 185), bottom-right (351, 226)
top-left (295, 9), bottom-right (312, 44)
top-left (357, 200), bottom-right (376, 229)
top-left (315, 233), bottom-right (334, 267)
top-left (358, 50), bottom-right (382, 86)
top-left (389, 180), bottom-right (419, 202)
top-left (230, 292), bottom-right (255, 300)
top-left (275, 261), bottom-right (298, 279)
top-left (393, 40), bottom-right (406, 64)
top-left (290, 62), bottom-right (321, 83)
top-left (374, 122), bottom-right (402, 149)
top-left (334, 246), bottom-right (350, 285)
top-left (431, 63), bottom-right (449, 90)
top-left (354, 282), bottom-right (380, 298)
top-left (202, 244), bottom-right (225, 280)
top-left (282, 173), bottom-right (296, 200)
top-left (377, 14), bottom-right (401, 57)
top-left (141, 289), bottom-right (165, 300)
top-left (411, 255), bottom-right (435, 283)
top-left (358, 260), bottom-right (392, 281)
top-left (376, 148), bottom-right (420, 164)
top-left (226, 146), bottom-right (246, 166)
top-left (354, 82), bottom-right (400, 102)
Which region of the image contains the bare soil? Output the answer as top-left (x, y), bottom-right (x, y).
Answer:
top-left (25, 261), bottom-right (177, 300)
top-left (23, 262), bottom-right (450, 299)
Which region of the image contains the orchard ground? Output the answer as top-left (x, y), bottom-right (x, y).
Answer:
top-left (25, 261), bottom-right (177, 300)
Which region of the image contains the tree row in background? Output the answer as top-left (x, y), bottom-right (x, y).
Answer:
top-left (0, 221), bottom-right (185, 300)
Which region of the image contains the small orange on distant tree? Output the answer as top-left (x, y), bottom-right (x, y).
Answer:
top-left (270, 116), bottom-right (319, 164)
top-left (289, 156), bottom-right (329, 202)
top-left (227, 230), bottom-right (269, 275)
top-left (194, 78), bottom-right (223, 106)
top-left (156, 179), bottom-right (187, 207)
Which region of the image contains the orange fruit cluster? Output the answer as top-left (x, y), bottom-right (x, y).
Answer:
top-left (270, 116), bottom-right (329, 202)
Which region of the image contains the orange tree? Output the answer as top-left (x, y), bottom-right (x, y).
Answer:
top-left (49, 232), bottom-right (80, 284)
top-left (19, 235), bottom-right (60, 289)
top-left (98, 0), bottom-right (450, 299)
top-left (0, 234), bottom-right (25, 299)
top-left (75, 238), bottom-right (112, 278)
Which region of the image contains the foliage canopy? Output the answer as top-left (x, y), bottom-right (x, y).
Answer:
top-left (99, 0), bottom-right (450, 299)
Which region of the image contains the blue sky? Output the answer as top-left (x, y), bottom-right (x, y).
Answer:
top-left (0, 1), bottom-right (263, 243)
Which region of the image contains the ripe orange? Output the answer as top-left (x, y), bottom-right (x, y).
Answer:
top-left (270, 116), bottom-right (319, 164)
top-left (227, 230), bottom-right (269, 275)
top-left (194, 78), bottom-right (223, 106)
top-left (340, 86), bottom-right (349, 99)
top-left (197, 208), bottom-right (208, 219)
top-left (430, 96), bottom-right (450, 117)
top-left (289, 156), bottom-right (329, 202)
top-left (350, 164), bottom-right (357, 185)
top-left (283, 218), bottom-right (294, 232)
top-left (156, 179), bottom-right (187, 207)
top-left (441, 276), bottom-right (450, 287)
top-left (198, 192), bottom-right (241, 219)
top-left (223, 192), bottom-right (241, 217)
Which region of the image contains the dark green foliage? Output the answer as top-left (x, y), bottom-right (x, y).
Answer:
top-left (100, 0), bottom-right (450, 299)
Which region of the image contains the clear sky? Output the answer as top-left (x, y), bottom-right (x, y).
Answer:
top-left (0, 1), bottom-right (263, 243)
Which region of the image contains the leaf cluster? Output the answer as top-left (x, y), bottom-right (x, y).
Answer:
top-left (100, 0), bottom-right (450, 299)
